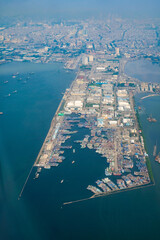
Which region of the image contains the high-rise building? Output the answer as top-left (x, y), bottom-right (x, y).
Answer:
top-left (115, 47), bottom-right (120, 56)
top-left (82, 56), bottom-right (88, 65)
top-left (88, 55), bottom-right (94, 62)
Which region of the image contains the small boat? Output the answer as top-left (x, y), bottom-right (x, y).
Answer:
top-left (155, 152), bottom-right (160, 163)
top-left (147, 117), bottom-right (157, 122)
top-left (147, 115), bottom-right (157, 122)
top-left (61, 179), bottom-right (64, 183)
top-left (12, 90), bottom-right (17, 93)
top-left (4, 81), bottom-right (8, 84)
top-left (73, 149), bottom-right (75, 153)
top-left (37, 167), bottom-right (42, 173)
top-left (0, 112), bottom-right (3, 115)
top-left (35, 173), bottom-right (39, 179)
top-left (72, 161), bottom-right (75, 164)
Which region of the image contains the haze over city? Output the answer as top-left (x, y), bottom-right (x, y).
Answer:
top-left (1, 0), bottom-right (160, 19)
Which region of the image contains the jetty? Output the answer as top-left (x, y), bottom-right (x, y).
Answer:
top-left (153, 143), bottom-right (157, 157)
top-left (141, 94), bottom-right (159, 100)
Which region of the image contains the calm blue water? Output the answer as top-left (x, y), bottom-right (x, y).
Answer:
top-left (125, 59), bottom-right (160, 83)
top-left (0, 61), bottom-right (160, 240)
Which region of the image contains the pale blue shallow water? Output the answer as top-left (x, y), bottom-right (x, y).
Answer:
top-left (125, 59), bottom-right (160, 83)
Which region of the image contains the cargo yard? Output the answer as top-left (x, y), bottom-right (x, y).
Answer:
top-left (31, 54), bottom-right (152, 203)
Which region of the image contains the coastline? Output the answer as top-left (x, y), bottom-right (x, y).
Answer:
top-left (134, 96), bottom-right (154, 183)
top-left (34, 69), bottom-right (78, 166)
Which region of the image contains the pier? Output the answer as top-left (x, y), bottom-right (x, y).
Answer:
top-left (153, 143), bottom-right (157, 157)
top-left (141, 94), bottom-right (159, 100)
top-left (63, 182), bottom-right (154, 206)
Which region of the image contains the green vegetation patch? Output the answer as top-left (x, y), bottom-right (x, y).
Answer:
top-left (146, 157), bottom-right (154, 182)
top-left (80, 65), bottom-right (92, 70)
top-left (134, 97), bottom-right (154, 183)
top-left (85, 103), bottom-right (99, 108)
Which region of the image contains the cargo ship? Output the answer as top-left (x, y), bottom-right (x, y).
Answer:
top-left (113, 172), bottom-right (122, 176)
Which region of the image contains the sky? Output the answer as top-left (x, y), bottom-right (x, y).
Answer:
top-left (0, 0), bottom-right (160, 19)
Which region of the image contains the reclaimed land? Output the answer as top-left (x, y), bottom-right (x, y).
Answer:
top-left (135, 100), bottom-right (154, 183)
top-left (63, 182), bottom-right (154, 206)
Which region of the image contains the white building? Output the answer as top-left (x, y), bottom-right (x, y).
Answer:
top-left (88, 55), bottom-right (94, 62)
top-left (82, 56), bottom-right (88, 65)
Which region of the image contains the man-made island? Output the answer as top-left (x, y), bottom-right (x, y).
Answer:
top-left (33, 54), bottom-right (155, 204)
top-left (11, 18), bottom-right (160, 202)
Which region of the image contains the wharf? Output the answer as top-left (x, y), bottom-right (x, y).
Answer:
top-left (34, 69), bottom-right (78, 166)
top-left (63, 181), bottom-right (154, 206)
top-left (141, 94), bottom-right (159, 100)
top-left (34, 96), bottom-right (65, 166)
